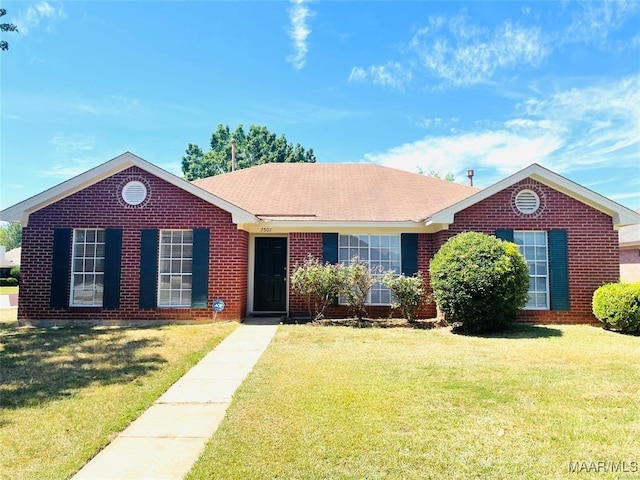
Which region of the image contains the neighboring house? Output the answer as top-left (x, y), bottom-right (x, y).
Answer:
top-left (1, 152), bottom-right (638, 326)
top-left (619, 212), bottom-right (640, 282)
top-left (0, 246), bottom-right (19, 277)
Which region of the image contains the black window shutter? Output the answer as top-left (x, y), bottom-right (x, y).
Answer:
top-left (139, 229), bottom-right (159, 308)
top-left (495, 229), bottom-right (515, 242)
top-left (548, 230), bottom-right (569, 311)
top-left (191, 228), bottom-right (210, 308)
top-left (322, 233), bottom-right (338, 264)
top-left (50, 228), bottom-right (72, 308)
top-left (401, 233), bottom-right (418, 275)
top-left (103, 228), bottom-right (122, 309)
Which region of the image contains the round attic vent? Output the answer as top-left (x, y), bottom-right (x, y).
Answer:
top-left (514, 189), bottom-right (540, 214)
top-left (122, 181), bottom-right (148, 206)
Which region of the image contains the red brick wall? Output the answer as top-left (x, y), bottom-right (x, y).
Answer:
top-left (19, 166), bottom-right (248, 325)
top-left (433, 179), bottom-right (619, 324)
top-left (285, 180), bottom-right (619, 324)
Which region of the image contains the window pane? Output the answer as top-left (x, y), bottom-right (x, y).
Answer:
top-left (182, 260), bottom-right (192, 274)
top-left (159, 290), bottom-right (170, 304)
top-left (71, 229), bottom-right (105, 306)
top-left (370, 290), bottom-right (381, 304)
top-left (336, 234), bottom-right (399, 306)
top-left (158, 230), bottom-right (194, 307)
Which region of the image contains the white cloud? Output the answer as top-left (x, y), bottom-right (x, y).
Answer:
top-left (362, 75), bottom-right (639, 186)
top-left (287, 0), bottom-right (314, 70)
top-left (365, 129), bottom-right (562, 184)
top-left (348, 62), bottom-right (412, 90)
top-left (42, 133), bottom-right (97, 178)
top-left (348, 66), bottom-right (367, 82)
top-left (50, 133), bottom-right (95, 154)
top-left (349, 4), bottom-right (638, 90)
top-left (15, 1), bottom-right (65, 35)
top-left (561, 0), bottom-right (640, 47)
top-left (411, 17), bottom-right (548, 86)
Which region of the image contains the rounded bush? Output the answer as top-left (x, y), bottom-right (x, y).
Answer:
top-left (0, 277), bottom-right (18, 286)
top-left (592, 282), bottom-right (640, 333)
top-left (9, 266), bottom-right (20, 282)
top-left (429, 231), bottom-right (529, 333)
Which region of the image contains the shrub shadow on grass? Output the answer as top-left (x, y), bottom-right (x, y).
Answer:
top-left (0, 325), bottom-right (166, 409)
top-left (451, 323), bottom-right (563, 339)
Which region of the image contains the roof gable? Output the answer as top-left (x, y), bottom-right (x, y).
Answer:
top-left (426, 164), bottom-right (640, 231)
top-left (0, 152), bottom-right (257, 226)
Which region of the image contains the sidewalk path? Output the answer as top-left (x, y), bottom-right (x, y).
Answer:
top-left (72, 317), bottom-right (280, 480)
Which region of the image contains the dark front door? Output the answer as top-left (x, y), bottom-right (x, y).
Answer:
top-left (254, 237), bottom-right (287, 311)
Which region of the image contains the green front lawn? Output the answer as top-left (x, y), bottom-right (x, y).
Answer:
top-left (187, 323), bottom-right (640, 480)
top-left (0, 310), bottom-right (238, 480)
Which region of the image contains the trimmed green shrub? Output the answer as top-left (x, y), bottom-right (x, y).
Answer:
top-left (290, 255), bottom-right (343, 321)
top-left (382, 272), bottom-right (429, 322)
top-left (0, 277), bottom-right (18, 286)
top-left (592, 282), bottom-right (640, 333)
top-left (429, 232), bottom-right (530, 333)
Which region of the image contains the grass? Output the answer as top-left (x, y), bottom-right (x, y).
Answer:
top-left (0, 286), bottom-right (18, 295)
top-left (187, 323), bottom-right (640, 480)
top-left (0, 309), bottom-right (238, 480)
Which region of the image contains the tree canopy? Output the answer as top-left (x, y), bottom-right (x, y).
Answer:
top-left (0, 9), bottom-right (18, 52)
top-left (0, 222), bottom-right (22, 250)
top-left (182, 124), bottom-right (316, 180)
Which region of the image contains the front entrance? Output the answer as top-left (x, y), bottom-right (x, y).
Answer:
top-left (253, 237), bottom-right (287, 312)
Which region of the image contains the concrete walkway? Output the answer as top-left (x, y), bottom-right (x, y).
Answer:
top-left (72, 317), bottom-right (280, 480)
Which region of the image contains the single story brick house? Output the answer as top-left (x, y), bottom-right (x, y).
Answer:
top-left (2, 152), bottom-right (638, 326)
top-left (619, 213), bottom-right (640, 282)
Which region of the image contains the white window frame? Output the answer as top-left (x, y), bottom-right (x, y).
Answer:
top-left (338, 234), bottom-right (401, 306)
top-left (70, 228), bottom-right (105, 307)
top-left (158, 229), bottom-right (193, 308)
top-left (514, 231), bottom-right (550, 310)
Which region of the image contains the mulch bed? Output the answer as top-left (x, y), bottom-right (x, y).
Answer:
top-left (282, 317), bottom-right (445, 329)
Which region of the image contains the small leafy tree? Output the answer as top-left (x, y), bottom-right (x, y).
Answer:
top-left (341, 257), bottom-right (383, 320)
top-left (429, 232), bottom-right (529, 333)
top-left (592, 282), bottom-right (640, 334)
top-left (290, 255), bottom-right (343, 321)
top-left (382, 272), bottom-right (428, 322)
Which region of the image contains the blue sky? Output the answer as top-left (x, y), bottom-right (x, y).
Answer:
top-left (1, 0), bottom-right (639, 212)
